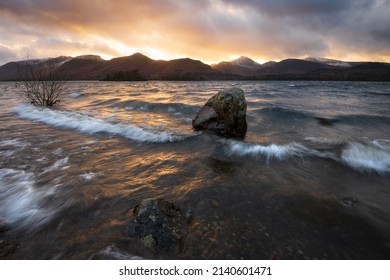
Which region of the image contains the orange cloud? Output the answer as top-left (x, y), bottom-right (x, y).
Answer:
top-left (0, 0), bottom-right (389, 65)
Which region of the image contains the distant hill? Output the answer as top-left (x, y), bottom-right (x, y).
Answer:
top-left (255, 59), bottom-right (330, 75)
top-left (0, 53), bottom-right (389, 81)
top-left (304, 57), bottom-right (354, 67)
top-left (213, 57), bottom-right (390, 81)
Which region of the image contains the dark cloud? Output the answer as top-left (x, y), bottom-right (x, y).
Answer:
top-left (0, 0), bottom-right (389, 65)
top-left (223, 0), bottom-right (372, 16)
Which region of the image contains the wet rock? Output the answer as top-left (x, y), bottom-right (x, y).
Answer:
top-left (0, 240), bottom-right (18, 259)
top-left (128, 198), bottom-right (187, 255)
top-left (192, 87), bottom-right (247, 138)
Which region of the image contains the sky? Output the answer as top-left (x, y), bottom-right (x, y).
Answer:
top-left (0, 0), bottom-right (390, 66)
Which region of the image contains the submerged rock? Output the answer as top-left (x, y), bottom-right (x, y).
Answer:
top-left (192, 87), bottom-right (247, 138)
top-left (128, 198), bottom-right (187, 255)
top-left (316, 117), bottom-right (337, 126)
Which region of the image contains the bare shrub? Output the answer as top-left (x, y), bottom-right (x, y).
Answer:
top-left (18, 54), bottom-right (67, 107)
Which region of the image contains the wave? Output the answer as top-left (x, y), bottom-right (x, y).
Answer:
top-left (0, 168), bottom-right (60, 231)
top-left (43, 157), bottom-right (70, 173)
top-left (225, 139), bottom-right (390, 174)
top-left (341, 141), bottom-right (390, 174)
top-left (224, 140), bottom-right (334, 161)
top-left (0, 139), bottom-right (30, 148)
top-left (255, 107), bottom-right (390, 129)
top-left (114, 100), bottom-right (197, 115)
top-left (68, 92), bottom-right (83, 98)
top-left (336, 114), bottom-right (390, 126)
top-left (257, 107), bottom-right (313, 120)
top-left (12, 104), bottom-right (185, 143)
top-left (80, 172), bottom-right (99, 180)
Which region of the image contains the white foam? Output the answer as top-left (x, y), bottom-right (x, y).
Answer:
top-left (341, 141), bottom-right (390, 174)
top-left (0, 168), bottom-right (59, 230)
top-left (69, 92), bottom-right (82, 98)
top-left (36, 157), bottom-right (47, 163)
top-left (44, 157), bottom-right (70, 173)
top-left (52, 148), bottom-right (63, 156)
top-left (225, 140), bottom-right (312, 161)
top-left (92, 245), bottom-right (143, 260)
top-left (12, 104), bottom-right (183, 143)
top-left (80, 172), bottom-right (98, 180)
top-left (0, 150), bottom-right (15, 157)
top-left (0, 139), bottom-right (30, 148)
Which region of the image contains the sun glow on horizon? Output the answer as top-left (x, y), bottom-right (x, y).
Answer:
top-left (142, 47), bottom-right (186, 61)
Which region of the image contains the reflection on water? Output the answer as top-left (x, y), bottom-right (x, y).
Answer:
top-left (0, 81), bottom-right (390, 259)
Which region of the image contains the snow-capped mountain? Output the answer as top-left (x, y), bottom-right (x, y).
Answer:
top-left (304, 57), bottom-right (352, 67)
top-left (230, 56), bottom-right (262, 69)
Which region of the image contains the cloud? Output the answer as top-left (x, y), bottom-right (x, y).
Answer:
top-left (223, 0), bottom-right (372, 16)
top-left (0, 44), bottom-right (19, 64)
top-left (0, 0), bottom-right (389, 65)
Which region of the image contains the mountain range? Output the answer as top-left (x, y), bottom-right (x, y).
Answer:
top-left (0, 53), bottom-right (389, 81)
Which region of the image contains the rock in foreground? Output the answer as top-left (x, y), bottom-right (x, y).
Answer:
top-left (128, 199), bottom-right (187, 255)
top-left (192, 87), bottom-right (247, 138)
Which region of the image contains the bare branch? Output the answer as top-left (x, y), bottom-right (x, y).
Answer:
top-left (17, 51), bottom-right (68, 107)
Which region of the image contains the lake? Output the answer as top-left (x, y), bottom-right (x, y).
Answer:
top-left (1, 80), bottom-right (389, 259)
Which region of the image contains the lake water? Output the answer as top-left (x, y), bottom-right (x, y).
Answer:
top-left (1, 80), bottom-right (390, 259)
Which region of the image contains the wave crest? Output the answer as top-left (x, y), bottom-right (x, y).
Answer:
top-left (0, 169), bottom-right (60, 231)
top-left (341, 141), bottom-right (390, 174)
top-left (12, 104), bottom-right (185, 143)
top-left (224, 140), bottom-right (314, 161)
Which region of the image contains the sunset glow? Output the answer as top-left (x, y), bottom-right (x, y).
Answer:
top-left (0, 0), bottom-right (390, 65)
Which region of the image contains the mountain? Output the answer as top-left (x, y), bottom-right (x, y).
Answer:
top-left (255, 58), bottom-right (330, 76)
top-left (213, 57), bottom-right (390, 81)
top-left (0, 53), bottom-right (224, 81)
top-left (231, 56), bottom-right (262, 69)
top-left (304, 57), bottom-right (354, 67)
top-left (212, 56), bottom-right (264, 76)
top-left (49, 53), bottom-right (224, 81)
top-left (58, 55), bottom-right (107, 80)
top-left (212, 58), bottom-right (334, 78)
top-left (0, 56), bottom-right (71, 81)
top-left (0, 53), bottom-right (389, 81)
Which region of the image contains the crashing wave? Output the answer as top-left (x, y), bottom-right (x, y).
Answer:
top-left (224, 140), bottom-right (325, 161)
top-left (341, 141), bottom-right (390, 174)
top-left (0, 168), bottom-right (60, 230)
top-left (12, 104), bottom-right (184, 143)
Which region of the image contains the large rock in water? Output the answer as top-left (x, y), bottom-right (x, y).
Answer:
top-left (192, 87), bottom-right (247, 138)
top-left (128, 199), bottom-right (187, 255)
